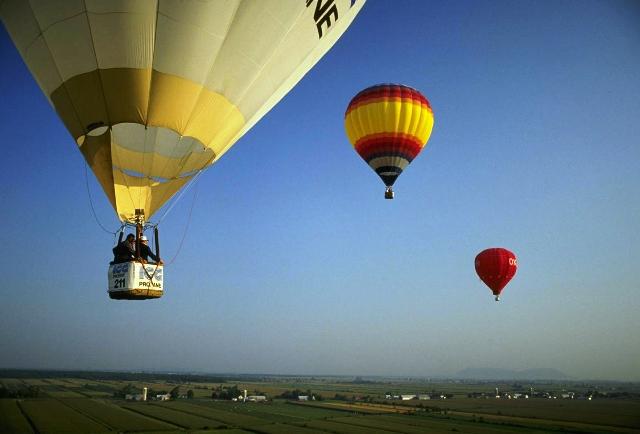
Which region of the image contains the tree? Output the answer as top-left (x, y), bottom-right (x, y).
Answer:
top-left (211, 385), bottom-right (240, 400)
top-left (187, 389), bottom-right (194, 399)
top-left (114, 383), bottom-right (137, 399)
top-left (170, 386), bottom-right (180, 399)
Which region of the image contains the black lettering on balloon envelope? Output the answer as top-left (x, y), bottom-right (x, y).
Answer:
top-left (307, 0), bottom-right (339, 38)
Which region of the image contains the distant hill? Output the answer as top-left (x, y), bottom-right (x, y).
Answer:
top-left (455, 367), bottom-right (569, 380)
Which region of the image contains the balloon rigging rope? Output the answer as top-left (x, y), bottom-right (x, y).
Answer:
top-left (155, 168), bottom-right (204, 225)
top-left (83, 153), bottom-right (201, 264)
top-left (84, 162), bottom-right (119, 235)
top-left (136, 259), bottom-right (160, 281)
top-left (164, 176), bottom-right (199, 266)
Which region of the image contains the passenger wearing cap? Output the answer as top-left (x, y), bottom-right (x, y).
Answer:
top-left (138, 235), bottom-right (162, 264)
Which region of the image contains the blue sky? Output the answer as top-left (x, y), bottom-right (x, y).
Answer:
top-left (1, 0), bottom-right (639, 380)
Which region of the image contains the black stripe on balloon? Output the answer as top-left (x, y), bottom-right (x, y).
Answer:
top-left (375, 166), bottom-right (403, 187)
top-left (379, 174), bottom-right (399, 187)
top-left (375, 165), bottom-right (402, 175)
top-left (364, 153), bottom-right (413, 163)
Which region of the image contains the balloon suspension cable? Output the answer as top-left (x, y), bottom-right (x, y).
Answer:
top-left (84, 161), bottom-right (120, 235)
top-left (155, 169), bottom-right (205, 225)
top-left (114, 224), bottom-right (126, 246)
top-left (164, 176), bottom-right (200, 266)
top-left (137, 258), bottom-right (161, 281)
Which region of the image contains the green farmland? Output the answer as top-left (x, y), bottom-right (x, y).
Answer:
top-left (1, 373), bottom-right (639, 433)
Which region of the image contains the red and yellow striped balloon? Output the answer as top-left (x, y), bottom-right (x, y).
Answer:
top-left (344, 84), bottom-right (434, 198)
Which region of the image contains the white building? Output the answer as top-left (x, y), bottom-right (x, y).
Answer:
top-left (401, 395), bottom-right (416, 400)
top-left (247, 395), bottom-right (267, 402)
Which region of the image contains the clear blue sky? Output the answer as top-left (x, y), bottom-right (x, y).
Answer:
top-left (1, 0), bottom-right (639, 380)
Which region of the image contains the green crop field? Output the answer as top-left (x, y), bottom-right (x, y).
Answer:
top-left (64, 398), bottom-right (176, 431)
top-left (21, 378), bottom-right (50, 387)
top-left (77, 380), bottom-right (118, 396)
top-left (210, 400), bottom-right (356, 420)
top-left (330, 414), bottom-right (444, 434)
top-left (2, 373), bottom-right (639, 433)
top-left (293, 418), bottom-right (400, 434)
top-left (0, 400), bottom-right (33, 434)
top-left (248, 422), bottom-right (331, 434)
top-left (19, 399), bottom-right (110, 434)
top-left (158, 400), bottom-right (271, 427)
top-left (40, 386), bottom-right (87, 398)
top-left (122, 401), bottom-right (227, 429)
top-left (1, 378), bottom-right (27, 389)
top-left (189, 430), bottom-right (255, 434)
top-left (358, 413), bottom-right (562, 434)
top-left (395, 396), bottom-right (640, 428)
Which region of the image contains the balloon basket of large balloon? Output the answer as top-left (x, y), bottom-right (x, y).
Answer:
top-left (494, 295), bottom-right (500, 302)
top-left (108, 262), bottom-right (164, 300)
top-left (385, 187), bottom-right (394, 199)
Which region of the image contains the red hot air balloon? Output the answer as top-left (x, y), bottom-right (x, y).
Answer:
top-left (474, 248), bottom-right (517, 301)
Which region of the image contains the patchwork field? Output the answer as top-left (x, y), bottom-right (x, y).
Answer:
top-left (19, 399), bottom-right (110, 434)
top-left (64, 398), bottom-right (176, 431)
top-left (1, 374), bottom-right (638, 433)
top-left (396, 396), bottom-right (640, 428)
top-left (0, 400), bottom-right (33, 434)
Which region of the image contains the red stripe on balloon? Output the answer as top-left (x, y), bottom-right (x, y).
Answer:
top-left (355, 134), bottom-right (424, 150)
top-left (355, 134), bottom-right (423, 161)
top-left (345, 84), bottom-right (432, 117)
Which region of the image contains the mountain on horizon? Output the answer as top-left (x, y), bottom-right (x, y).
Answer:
top-left (455, 367), bottom-right (569, 380)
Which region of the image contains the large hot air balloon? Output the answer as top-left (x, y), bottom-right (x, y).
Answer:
top-left (344, 84), bottom-right (434, 199)
top-left (474, 248), bottom-right (518, 301)
top-left (2, 0), bottom-right (365, 299)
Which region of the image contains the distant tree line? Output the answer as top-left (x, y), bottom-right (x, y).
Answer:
top-left (113, 383), bottom-right (143, 399)
top-left (210, 385), bottom-right (269, 400)
top-left (350, 376), bottom-right (374, 384)
top-left (113, 384), bottom-right (195, 400)
top-left (333, 393), bottom-right (350, 401)
top-left (211, 385), bottom-right (241, 400)
top-left (0, 369), bottom-right (227, 384)
top-left (466, 389), bottom-right (640, 399)
top-left (278, 389), bottom-right (323, 400)
top-left (586, 390), bottom-right (640, 399)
